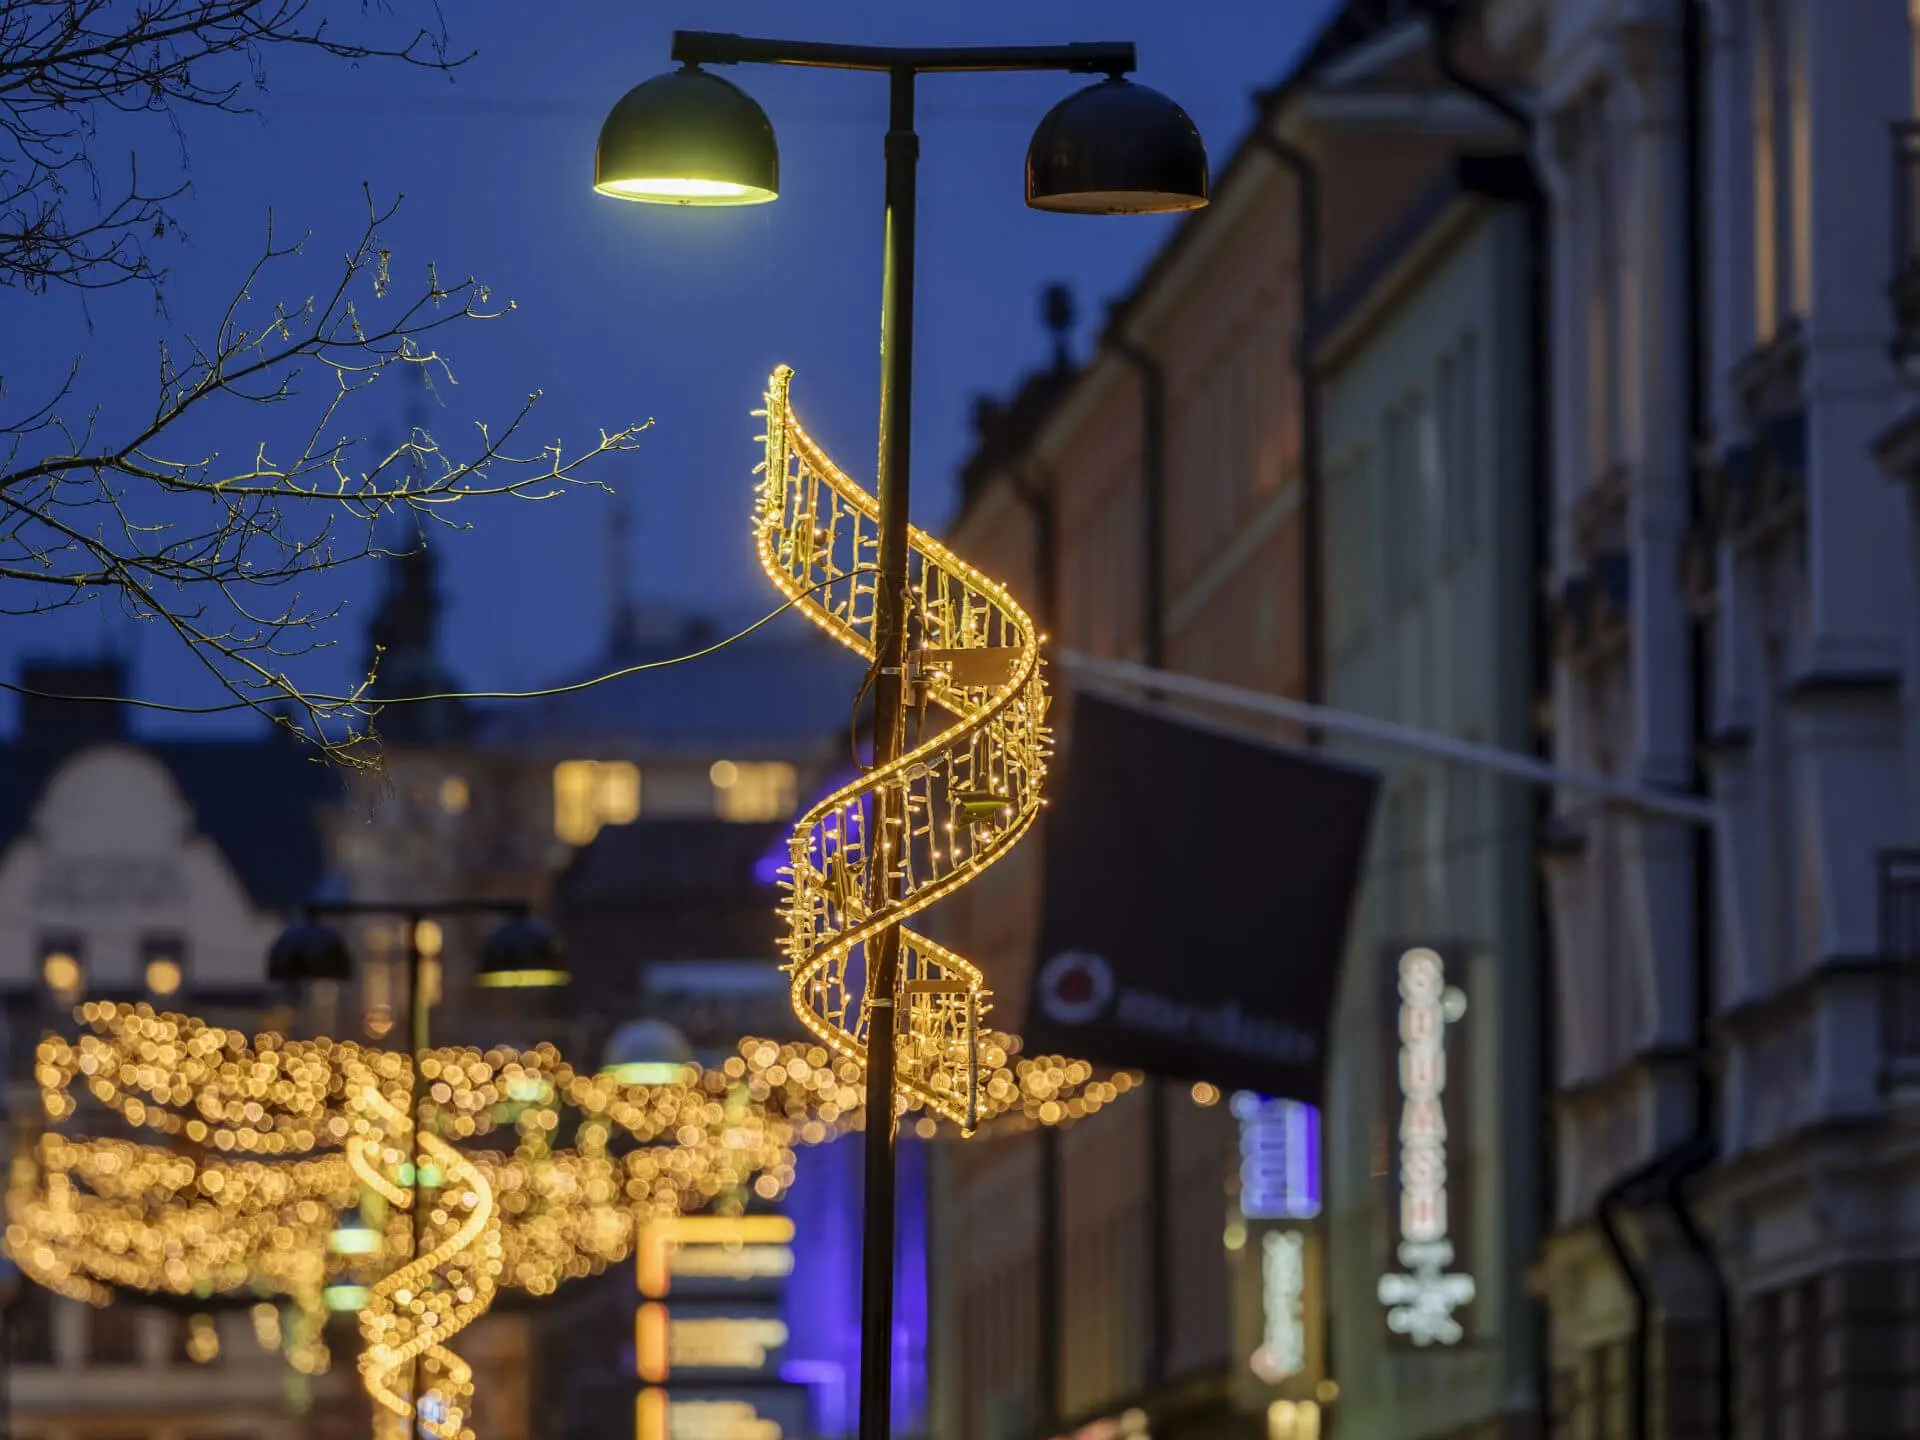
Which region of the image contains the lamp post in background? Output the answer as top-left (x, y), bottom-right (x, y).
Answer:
top-left (592, 32), bottom-right (1208, 1440)
top-left (267, 900), bottom-right (566, 1423)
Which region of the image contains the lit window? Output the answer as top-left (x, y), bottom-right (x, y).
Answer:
top-left (709, 760), bottom-right (797, 823)
top-left (182, 1313), bottom-right (221, 1365)
top-left (553, 760), bottom-right (642, 845)
top-left (363, 938), bottom-right (394, 1038)
top-left (143, 935), bottom-right (186, 998)
top-left (40, 936), bottom-right (83, 999)
top-left (413, 919), bottom-right (445, 1007)
top-left (1268, 1400), bottom-right (1321, 1440)
top-left (439, 775), bottom-right (470, 815)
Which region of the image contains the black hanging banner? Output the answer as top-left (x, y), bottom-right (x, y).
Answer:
top-left (1024, 691), bottom-right (1379, 1104)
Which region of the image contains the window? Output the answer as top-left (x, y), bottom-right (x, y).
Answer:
top-left (553, 759), bottom-right (641, 845)
top-left (1383, 396), bottom-right (1431, 611)
top-left (88, 1302), bottom-right (143, 1364)
top-left (1582, 94), bottom-right (1622, 477)
top-left (1754, 0), bottom-right (1810, 335)
top-left (11, 1283), bottom-right (54, 1364)
top-left (438, 774), bottom-right (470, 815)
top-left (1324, 448), bottom-right (1376, 653)
top-left (710, 760), bottom-right (798, 823)
top-left (141, 935), bottom-right (186, 998)
top-left (1913, 0), bottom-right (1920, 115)
top-left (362, 925), bottom-right (395, 1039)
top-left (39, 934), bottom-right (83, 1000)
top-left (1437, 333), bottom-right (1480, 561)
top-left (174, 1313), bottom-right (222, 1365)
top-left (1390, 772), bottom-right (1434, 937)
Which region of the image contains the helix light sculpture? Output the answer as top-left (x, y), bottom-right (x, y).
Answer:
top-left (757, 367), bottom-right (1109, 1132)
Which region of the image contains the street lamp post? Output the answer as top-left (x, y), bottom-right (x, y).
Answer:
top-left (268, 900), bottom-right (566, 1429)
top-left (593, 33), bottom-right (1207, 1439)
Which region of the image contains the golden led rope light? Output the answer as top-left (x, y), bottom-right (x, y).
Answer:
top-left (756, 367), bottom-right (1109, 1131)
top-left (352, 1077), bottom-right (497, 1440)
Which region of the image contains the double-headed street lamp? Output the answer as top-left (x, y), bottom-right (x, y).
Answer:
top-left (594, 31), bottom-right (1208, 1440)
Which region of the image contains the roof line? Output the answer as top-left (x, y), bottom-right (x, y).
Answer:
top-left (1307, 150), bottom-right (1536, 363)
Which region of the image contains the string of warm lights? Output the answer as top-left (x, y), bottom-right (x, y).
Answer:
top-left (5, 1003), bottom-right (854, 1425)
top-left (754, 366), bottom-right (1105, 1132)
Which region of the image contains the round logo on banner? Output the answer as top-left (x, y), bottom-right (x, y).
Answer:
top-left (1036, 950), bottom-right (1114, 1025)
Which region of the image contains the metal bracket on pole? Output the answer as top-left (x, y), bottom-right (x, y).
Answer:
top-left (1058, 651), bottom-right (1718, 829)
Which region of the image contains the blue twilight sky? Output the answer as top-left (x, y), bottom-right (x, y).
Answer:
top-left (0, 1), bottom-right (1338, 733)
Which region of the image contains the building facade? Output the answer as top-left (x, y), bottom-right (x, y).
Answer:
top-left (329, 531), bottom-right (863, 1038)
top-left (930, 7), bottom-right (1528, 1440)
top-left (1491, 0), bottom-right (1920, 1434)
top-left (1315, 153), bottom-right (1542, 1440)
top-left (0, 662), bottom-right (360, 1440)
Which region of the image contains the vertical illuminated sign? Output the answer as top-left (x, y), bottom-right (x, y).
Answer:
top-left (1231, 1093), bottom-right (1321, 1220)
top-left (1252, 1230), bottom-right (1306, 1381)
top-left (1375, 945), bottom-right (1474, 1347)
top-left (1231, 1093), bottom-right (1323, 1394)
top-left (1234, 1216), bottom-right (1325, 1403)
top-left (635, 1215), bottom-right (804, 1440)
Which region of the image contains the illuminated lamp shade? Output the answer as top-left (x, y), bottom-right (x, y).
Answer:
top-left (328, 1210), bottom-right (381, 1256)
top-left (594, 65), bottom-right (779, 205)
top-left (265, 921), bottom-right (351, 985)
top-left (323, 1283), bottom-right (372, 1313)
top-left (476, 917), bottom-right (569, 989)
top-left (600, 1018), bottom-right (695, 1086)
top-left (1026, 77), bottom-right (1209, 215)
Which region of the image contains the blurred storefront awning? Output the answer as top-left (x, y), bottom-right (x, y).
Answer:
top-left (1022, 691), bottom-right (1378, 1104)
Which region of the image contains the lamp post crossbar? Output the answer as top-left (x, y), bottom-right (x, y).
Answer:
top-left (671, 32), bottom-right (1137, 77)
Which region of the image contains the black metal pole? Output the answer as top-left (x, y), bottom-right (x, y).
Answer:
top-left (406, 909), bottom-right (429, 1426)
top-left (0, 1296), bottom-right (11, 1440)
top-left (857, 62), bottom-right (919, 1440)
top-left (1, 1018), bottom-right (12, 1440)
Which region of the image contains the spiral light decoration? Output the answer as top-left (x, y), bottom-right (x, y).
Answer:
top-left (349, 1078), bottom-right (499, 1440)
top-left (757, 368), bottom-right (1109, 1132)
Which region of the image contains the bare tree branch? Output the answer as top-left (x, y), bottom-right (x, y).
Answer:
top-left (0, 0), bottom-right (468, 292)
top-left (1, 189), bottom-right (651, 766)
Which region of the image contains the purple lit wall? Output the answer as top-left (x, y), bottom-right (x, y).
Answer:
top-left (752, 768), bottom-right (863, 889)
top-left (782, 1133), bottom-right (929, 1438)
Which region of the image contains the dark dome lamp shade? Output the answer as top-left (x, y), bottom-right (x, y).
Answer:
top-left (594, 64), bottom-right (780, 206)
top-left (266, 921), bottom-right (352, 985)
top-left (1026, 77), bottom-right (1209, 216)
top-left (476, 917), bottom-right (569, 989)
